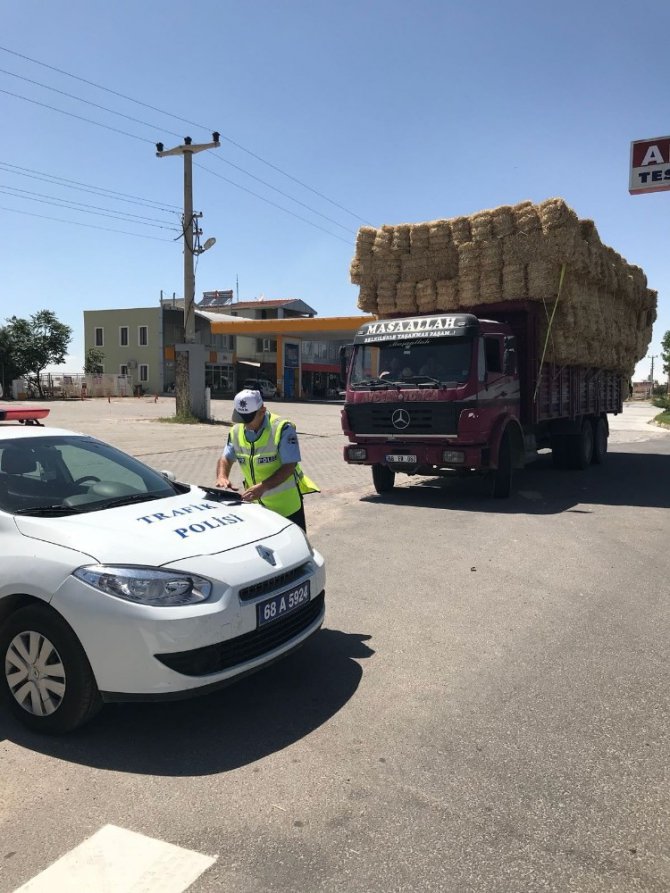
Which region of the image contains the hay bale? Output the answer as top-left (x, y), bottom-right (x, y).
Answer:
top-left (392, 224), bottom-right (411, 253)
top-left (502, 263), bottom-right (527, 299)
top-left (450, 216), bottom-right (471, 245)
top-left (428, 220), bottom-right (453, 251)
top-left (436, 279), bottom-right (459, 311)
top-left (351, 198), bottom-right (656, 371)
top-left (527, 260), bottom-right (563, 299)
top-left (491, 205), bottom-right (516, 239)
top-left (410, 223), bottom-right (430, 253)
top-left (513, 201), bottom-right (541, 233)
top-left (415, 279), bottom-right (437, 313)
top-left (470, 211), bottom-right (494, 242)
top-left (538, 197), bottom-right (579, 232)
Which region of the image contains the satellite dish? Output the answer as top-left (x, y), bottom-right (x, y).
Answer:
top-left (202, 237), bottom-right (216, 252)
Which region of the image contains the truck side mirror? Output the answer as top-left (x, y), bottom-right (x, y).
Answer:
top-left (503, 348), bottom-right (517, 375)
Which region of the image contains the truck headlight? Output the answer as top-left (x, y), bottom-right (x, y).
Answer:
top-left (347, 447), bottom-right (367, 460)
top-left (74, 565), bottom-right (212, 606)
top-left (442, 449), bottom-right (465, 464)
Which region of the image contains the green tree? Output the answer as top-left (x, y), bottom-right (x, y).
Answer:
top-left (661, 330), bottom-right (670, 378)
top-left (4, 310), bottom-right (72, 398)
top-left (84, 347), bottom-right (105, 374)
top-left (0, 326), bottom-right (23, 398)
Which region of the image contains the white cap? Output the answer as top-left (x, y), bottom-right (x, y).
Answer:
top-left (233, 389), bottom-right (263, 416)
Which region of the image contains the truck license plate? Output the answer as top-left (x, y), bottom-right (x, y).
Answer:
top-left (386, 454), bottom-right (417, 463)
top-left (257, 581), bottom-right (311, 627)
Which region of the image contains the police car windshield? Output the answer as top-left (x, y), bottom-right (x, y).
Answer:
top-left (0, 435), bottom-right (181, 516)
top-left (349, 340), bottom-right (472, 388)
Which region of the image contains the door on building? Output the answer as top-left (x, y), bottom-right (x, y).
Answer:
top-left (284, 368), bottom-right (295, 398)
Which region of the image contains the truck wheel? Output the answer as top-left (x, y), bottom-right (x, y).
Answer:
top-left (0, 605), bottom-right (102, 734)
top-left (492, 433), bottom-right (513, 498)
top-left (567, 419), bottom-right (594, 470)
top-left (551, 435), bottom-right (568, 469)
top-left (591, 417), bottom-right (608, 464)
top-left (372, 464), bottom-right (395, 494)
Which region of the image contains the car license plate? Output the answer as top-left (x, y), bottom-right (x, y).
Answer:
top-left (386, 454), bottom-right (417, 463)
top-left (257, 580), bottom-right (311, 627)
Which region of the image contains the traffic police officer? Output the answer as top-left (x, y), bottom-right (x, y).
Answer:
top-left (215, 389), bottom-right (318, 531)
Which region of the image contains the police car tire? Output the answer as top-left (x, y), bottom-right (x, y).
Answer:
top-left (0, 605), bottom-right (102, 735)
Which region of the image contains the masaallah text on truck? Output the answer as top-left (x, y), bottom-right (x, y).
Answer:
top-left (340, 198), bottom-right (656, 497)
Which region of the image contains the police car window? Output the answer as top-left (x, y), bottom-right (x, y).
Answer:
top-left (56, 442), bottom-right (148, 491)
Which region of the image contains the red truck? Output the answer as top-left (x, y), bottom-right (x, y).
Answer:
top-left (341, 301), bottom-right (624, 497)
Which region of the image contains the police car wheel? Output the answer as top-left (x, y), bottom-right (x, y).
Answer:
top-left (0, 605), bottom-right (102, 734)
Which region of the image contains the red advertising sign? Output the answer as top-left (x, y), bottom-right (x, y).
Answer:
top-left (629, 136), bottom-right (670, 194)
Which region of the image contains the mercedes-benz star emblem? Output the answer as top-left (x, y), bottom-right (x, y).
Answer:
top-left (256, 545), bottom-right (277, 566)
top-left (391, 408), bottom-right (411, 430)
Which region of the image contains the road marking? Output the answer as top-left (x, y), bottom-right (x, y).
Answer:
top-left (13, 824), bottom-right (217, 892)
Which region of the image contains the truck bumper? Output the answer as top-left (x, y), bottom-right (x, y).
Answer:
top-left (343, 441), bottom-right (488, 471)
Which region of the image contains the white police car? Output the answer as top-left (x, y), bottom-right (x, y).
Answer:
top-left (0, 423), bottom-right (325, 733)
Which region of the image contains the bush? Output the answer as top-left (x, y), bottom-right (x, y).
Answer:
top-left (652, 395), bottom-right (670, 410)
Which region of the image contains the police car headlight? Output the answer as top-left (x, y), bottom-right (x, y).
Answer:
top-left (73, 565), bottom-right (212, 606)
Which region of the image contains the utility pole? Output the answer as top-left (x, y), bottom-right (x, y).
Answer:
top-left (649, 354), bottom-right (657, 399)
top-left (156, 133), bottom-right (220, 418)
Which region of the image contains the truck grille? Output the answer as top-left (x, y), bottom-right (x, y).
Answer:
top-left (155, 591), bottom-right (325, 677)
top-left (346, 402), bottom-right (462, 436)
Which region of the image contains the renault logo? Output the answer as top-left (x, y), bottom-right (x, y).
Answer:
top-left (391, 408), bottom-right (411, 429)
top-left (256, 545), bottom-right (277, 566)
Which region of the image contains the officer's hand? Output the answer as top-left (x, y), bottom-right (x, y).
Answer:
top-left (241, 483), bottom-right (265, 502)
top-left (216, 477), bottom-right (237, 490)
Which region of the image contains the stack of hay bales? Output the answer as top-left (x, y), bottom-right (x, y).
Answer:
top-left (350, 198), bottom-right (656, 375)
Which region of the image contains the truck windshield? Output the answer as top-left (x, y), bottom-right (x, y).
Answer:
top-left (349, 340), bottom-right (473, 388)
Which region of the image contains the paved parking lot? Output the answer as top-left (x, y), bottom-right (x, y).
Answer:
top-left (1, 397), bottom-right (668, 892)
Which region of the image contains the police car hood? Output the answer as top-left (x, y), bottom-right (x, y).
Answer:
top-left (12, 488), bottom-right (292, 564)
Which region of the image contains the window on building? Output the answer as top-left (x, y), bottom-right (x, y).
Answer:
top-left (95, 327), bottom-right (104, 347)
top-left (120, 326), bottom-right (129, 346)
top-left (119, 364), bottom-right (128, 377)
top-left (139, 364), bottom-right (149, 382)
top-left (139, 326), bottom-right (148, 346)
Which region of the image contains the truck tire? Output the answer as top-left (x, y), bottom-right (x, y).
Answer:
top-left (492, 432), bottom-right (513, 498)
top-left (591, 416), bottom-right (608, 464)
top-left (551, 435), bottom-right (568, 469)
top-left (567, 419), bottom-right (594, 470)
top-left (372, 464), bottom-right (395, 494)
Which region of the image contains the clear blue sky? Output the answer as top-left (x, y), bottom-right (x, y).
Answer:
top-left (1, 0), bottom-right (668, 381)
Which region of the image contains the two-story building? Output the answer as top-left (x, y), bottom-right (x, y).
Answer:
top-left (83, 293), bottom-right (373, 399)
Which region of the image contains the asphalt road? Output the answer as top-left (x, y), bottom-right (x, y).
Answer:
top-left (0, 399), bottom-right (668, 892)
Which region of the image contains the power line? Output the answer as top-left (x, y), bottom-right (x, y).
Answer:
top-left (0, 86), bottom-right (152, 143)
top-left (0, 204), bottom-right (174, 241)
top-left (0, 184), bottom-right (177, 225)
top-left (0, 43), bottom-right (372, 224)
top-left (0, 68), bottom-right (356, 233)
top-left (195, 162), bottom-right (353, 246)
top-left (0, 65), bottom-right (185, 140)
top-left (0, 188), bottom-right (179, 230)
top-left (208, 153), bottom-right (356, 234)
top-left (0, 160), bottom-right (181, 212)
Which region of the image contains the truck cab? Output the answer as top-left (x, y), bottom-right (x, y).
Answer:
top-left (341, 312), bottom-right (525, 497)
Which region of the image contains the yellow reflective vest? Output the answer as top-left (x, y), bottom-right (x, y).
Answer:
top-left (230, 412), bottom-right (319, 517)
